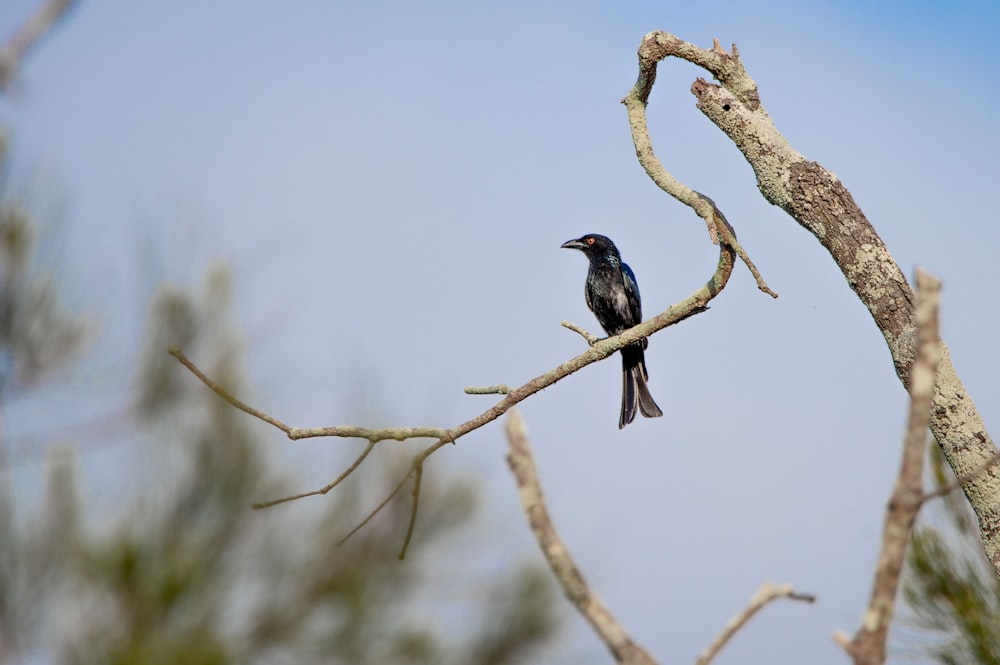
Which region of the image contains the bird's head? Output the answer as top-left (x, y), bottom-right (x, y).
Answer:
top-left (560, 234), bottom-right (620, 259)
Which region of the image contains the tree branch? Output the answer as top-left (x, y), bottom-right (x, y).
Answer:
top-left (627, 29), bottom-right (1000, 577)
top-left (169, 347), bottom-right (292, 434)
top-left (0, 0), bottom-right (78, 90)
top-left (172, 231), bottom-right (733, 554)
top-left (838, 269), bottom-right (941, 665)
top-left (504, 409), bottom-right (657, 665)
top-left (250, 440), bottom-right (376, 509)
top-left (696, 582), bottom-right (815, 665)
top-left (622, 43), bottom-right (776, 299)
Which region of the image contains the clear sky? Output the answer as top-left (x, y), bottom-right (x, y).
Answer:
top-left (3, 0), bottom-right (999, 663)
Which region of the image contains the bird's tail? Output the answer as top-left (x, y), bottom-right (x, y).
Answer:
top-left (619, 345), bottom-right (663, 429)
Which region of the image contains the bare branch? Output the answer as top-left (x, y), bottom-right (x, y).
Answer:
top-left (0, 0), bottom-right (78, 90)
top-left (172, 235), bottom-right (733, 549)
top-left (171, 30), bottom-right (794, 552)
top-left (621, 36), bottom-right (776, 299)
top-left (626, 29), bottom-right (1000, 574)
top-left (840, 269), bottom-right (941, 665)
top-left (696, 582), bottom-right (815, 665)
top-left (174, 275), bottom-right (719, 449)
top-left (504, 409), bottom-right (656, 665)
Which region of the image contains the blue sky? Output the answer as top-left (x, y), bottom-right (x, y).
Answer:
top-left (3, 1), bottom-right (999, 662)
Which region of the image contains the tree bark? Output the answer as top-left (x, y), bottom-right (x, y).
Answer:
top-left (625, 31), bottom-right (1000, 576)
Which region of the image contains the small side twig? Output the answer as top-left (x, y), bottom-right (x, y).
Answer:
top-left (838, 268), bottom-right (942, 665)
top-left (920, 449), bottom-right (1000, 505)
top-left (561, 320), bottom-right (600, 345)
top-left (398, 462), bottom-right (423, 560)
top-left (697, 582), bottom-right (815, 665)
top-left (505, 409), bottom-right (656, 665)
top-left (250, 440), bottom-right (377, 509)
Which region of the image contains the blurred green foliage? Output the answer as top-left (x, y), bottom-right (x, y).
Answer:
top-left (0, 137), bottom-right (85, 390)
top-left (0, 144), bottom-right (561, 664)
top-left (901, 443), bottom-right (1000, 664)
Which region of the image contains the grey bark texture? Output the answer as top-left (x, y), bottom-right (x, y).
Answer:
top-left (631, 31), bottom-right (1000, 576)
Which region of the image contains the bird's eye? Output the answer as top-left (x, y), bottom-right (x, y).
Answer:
top-left (586, 237), bottom-right (595, 245)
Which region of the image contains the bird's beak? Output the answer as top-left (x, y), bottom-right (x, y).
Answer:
top-left (561, 239), bottom-right (585, 250)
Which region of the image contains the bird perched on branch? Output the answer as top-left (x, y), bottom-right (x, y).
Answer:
top-left (561, 233), bottom-right (663, 429)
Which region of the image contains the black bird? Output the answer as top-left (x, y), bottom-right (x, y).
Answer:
top-left (561, 233), bottom-right (663, 429)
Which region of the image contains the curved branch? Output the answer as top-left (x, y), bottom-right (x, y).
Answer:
top-left (622, 43), bottom-right (776, 299)
top-left (504, 409), bottom-right (657, 665)
top-left (697, 582), bottom-right (815, 665)
top-left (628, 29), bottom-right (1000, 576)
top-left (172, 236), bottom-right (732, 554)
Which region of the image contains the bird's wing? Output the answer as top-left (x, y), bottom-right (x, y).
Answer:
top-left (620, 262), bottom-right (643, 324)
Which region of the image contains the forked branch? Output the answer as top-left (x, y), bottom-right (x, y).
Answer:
top-left (171, 226), bottom-right (732, 558)
top-left (171, 29), bottom-right (785, 559)
top-left (506, 410), bottom-right (814, 665)
top-left (624, 29), bottom-right (1000, 575)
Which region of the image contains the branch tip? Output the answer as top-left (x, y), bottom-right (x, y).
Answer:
top-left (561, 320), bottom-right (600, 346)
top-left (697, 582), bottom-right (815, 665)
top-left (398, 462), bottom-right (423, 560)
top-left (169, 347), bottom-right (292, 434)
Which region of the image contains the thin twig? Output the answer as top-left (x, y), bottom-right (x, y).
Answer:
top-left (398, 461), bottom-right (423, 560)
top-left (561, 320), bottom-right (600, 345)
top-left (169, 347), bottom-right (292, 434)
top-left (251, 440), bottom-right (377, 509)
top-left (714, 212), bottom-right (777, 298)
top-left (335, 466), bottom-right (414, 548)
top-left (840, 269), bottom-right (941, 665)
top-left (697, 582), bottom-right (815, 665)
top-left (920, 449), bottom-right (1000, 505)
top-left (504, 409), bottom-right (656, 665)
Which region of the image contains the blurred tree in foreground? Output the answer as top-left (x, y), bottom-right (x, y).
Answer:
top-left (900, 444), bottom-right (1000, 664)
top-left (0, 134), bottom-right (85, 393)
top-left (0, 142), bottom-right (561, 664)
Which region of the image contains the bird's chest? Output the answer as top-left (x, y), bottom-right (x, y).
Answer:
top-left (585, 263), bottom-right (636, 333)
